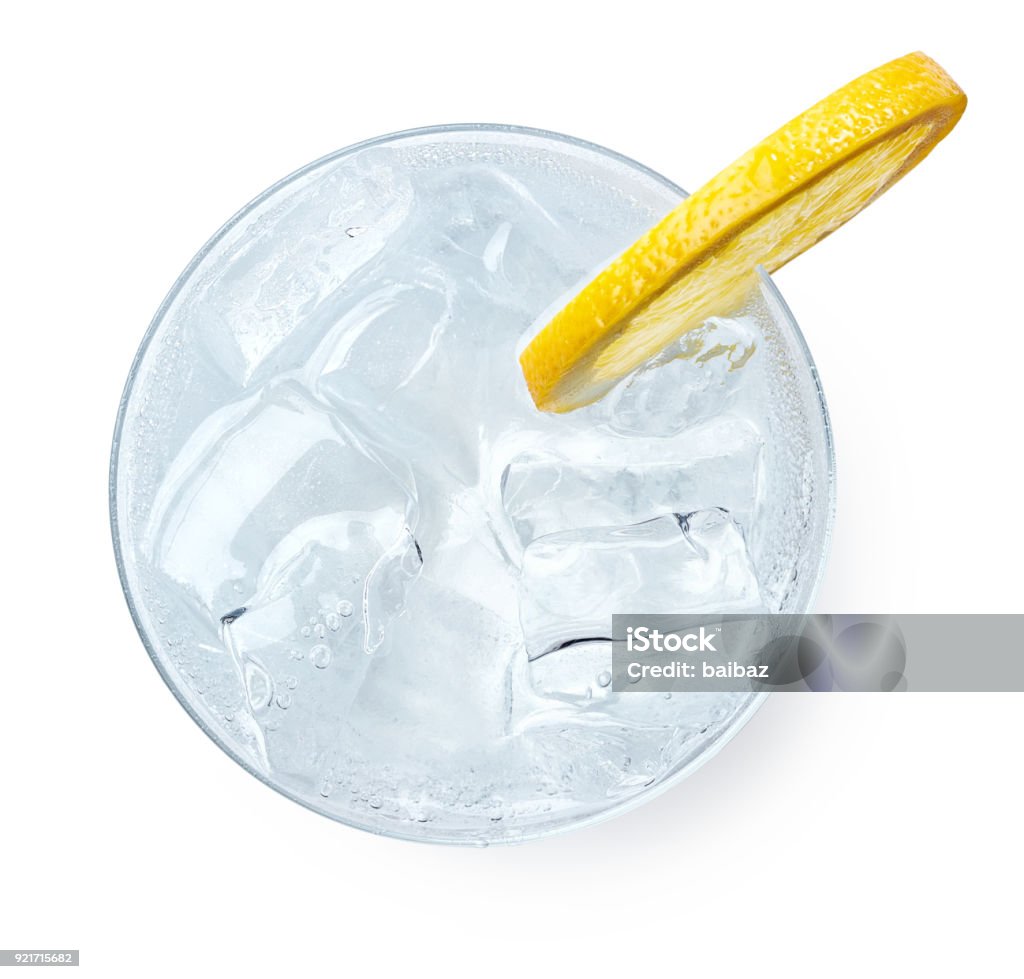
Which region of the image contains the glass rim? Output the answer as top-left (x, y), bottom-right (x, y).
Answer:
top-left (109, 123), bottom-right (836, 844)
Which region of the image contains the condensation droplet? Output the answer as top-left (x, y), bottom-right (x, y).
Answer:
top-left (336, 599), bottom-right (354, 617)
top-left (310, 644), bottom-right (331, 669)
top-left (325, 612), bottom-right (340, 631)
top-left (597, 671), bottom-right (612, 688)
top-left (275, 692), bottom-right (292, 710)
top-left (345, 226), bottom-right (367, 237)
top-left (300, 626), bottom-right (311, 638)
top-left (314, 623), bottom-right (326, 639)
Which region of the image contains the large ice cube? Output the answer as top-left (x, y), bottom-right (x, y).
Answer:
top-left (219, 506), bottom-right (423, 779)
top-left (184, 155), bottom-right (415, 387)
top-left (408, 165), bottom-right (599, 311)
top-left (518, 508), bottom-right (763, 660)
top-left (347, 579), bottom-right (520, 761)
top-left (308, 164), bottom-right (600, 484)
top-left (145, 380), bottom-right (417, 617)
top-left (501, 417), bottom-right (763, 550)
top-left (517, 508), bottom-right (764, 751)
top-left (309, 270), bottom-right (455, 409)
top-left (583, 313), bottom-right (761, 438)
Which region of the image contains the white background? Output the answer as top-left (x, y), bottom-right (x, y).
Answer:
top-left (2, 1), bottom-right (1021, 976)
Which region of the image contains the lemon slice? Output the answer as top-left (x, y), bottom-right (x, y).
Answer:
top-left (520, 52), bottom-right (966, 412)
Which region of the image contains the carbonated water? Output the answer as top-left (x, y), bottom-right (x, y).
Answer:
top-left (112, 128), bottom-right (832, 842)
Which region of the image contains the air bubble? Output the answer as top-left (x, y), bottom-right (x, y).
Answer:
top-left (243, 662), bottom-right (273, 711)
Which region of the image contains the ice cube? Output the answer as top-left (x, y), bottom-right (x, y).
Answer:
top-left (347, 580), bottom-right (520, 760)
top-left (526, 640), bottom-right (614, 703)
top-left (146, 380), bottom-right (417, 616)
top-left (413, 484), bottom-right (521, 620)
top-left (583, 313), bottom-right (762, 438)
top-left (309, 163), bottom-right (601, 482)
top-left (219, 505), bottom-right (424, 777)
top-left (501, 417), bottom-right (763, 550)
top-left (409, 165), bottom-right (598, 308)
top-left (185, 156), bottom-right (415, 387)
top-left (518, 508), bottom-right (763, 661)
top-left (362, 526), bottom-right (424, 655)
top-left (309, 269), bottom-right (455, 408)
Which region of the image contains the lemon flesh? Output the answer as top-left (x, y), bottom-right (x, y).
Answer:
top-left (520, 52), bottom-right (966, 412)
